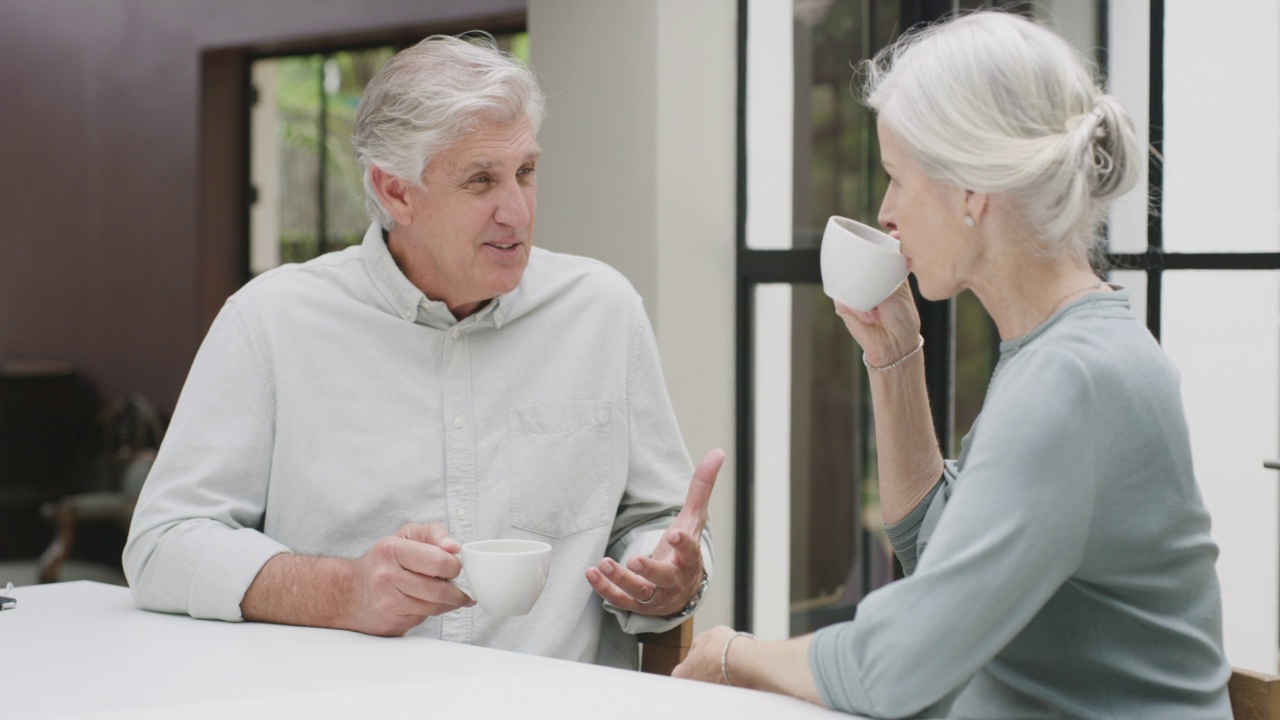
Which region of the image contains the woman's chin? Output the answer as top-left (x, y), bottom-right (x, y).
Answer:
top-left (911, 274), bottom-right (944, 302)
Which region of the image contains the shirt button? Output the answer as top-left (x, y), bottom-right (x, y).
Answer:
top-left (453, 417), bottom-right (464, 429)
top-left (456, 508), bottom-right (467, 521)
top-left (451, 329), bottom-right (460, 340)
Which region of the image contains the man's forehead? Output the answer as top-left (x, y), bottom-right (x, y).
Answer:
top-left (443, 120), bottom-right (540, 171)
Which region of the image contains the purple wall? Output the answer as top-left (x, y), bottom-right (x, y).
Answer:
top-left (0, 0), bottom-right (525, 414)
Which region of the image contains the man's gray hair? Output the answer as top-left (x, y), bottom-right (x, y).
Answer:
top-left (352, 33), bottom-right (546, 229)
top-left (862, 11), bottom-right (1140, 262)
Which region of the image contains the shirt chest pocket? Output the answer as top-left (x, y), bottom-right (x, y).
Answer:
top-left (507, 400), bottom-right (615, 538)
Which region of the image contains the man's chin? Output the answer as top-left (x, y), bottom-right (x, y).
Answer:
top-left (488, 272), bottom-right (526, 298)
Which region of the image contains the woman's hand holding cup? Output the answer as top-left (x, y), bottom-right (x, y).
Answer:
top-left (834, 280), bottom-right (921, 367)
top-left (819, 216), bottom-right (919, 362)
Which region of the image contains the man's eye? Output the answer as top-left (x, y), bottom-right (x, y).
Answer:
top-left (470, 175), bottom-right (491, 185)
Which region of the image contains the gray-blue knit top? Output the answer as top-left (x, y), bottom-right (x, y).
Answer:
top-left (810, 288), bottom-right (1231, 719)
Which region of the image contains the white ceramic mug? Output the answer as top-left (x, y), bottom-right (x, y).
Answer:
top-left (819, 215), bottom-right (909, 311)
top-left (451, 539), bottom-right (551, 617)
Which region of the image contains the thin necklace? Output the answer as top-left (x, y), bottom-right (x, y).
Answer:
top-left (989, 278), bottom-right (1104, 392)
top-left (1032, 278), bottom-right (1104, 331)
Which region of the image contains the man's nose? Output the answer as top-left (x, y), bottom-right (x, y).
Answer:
top-left (495, 182), bottom-right (532, 228)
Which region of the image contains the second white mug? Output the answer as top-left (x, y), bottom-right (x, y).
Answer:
top-left (454, 539), bottom-right (551, 617)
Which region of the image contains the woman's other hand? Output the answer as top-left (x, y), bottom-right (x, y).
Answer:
top-left (673, 625), bottom-right (740, 685)
top-left (674, 626), bottom-right (824, 705)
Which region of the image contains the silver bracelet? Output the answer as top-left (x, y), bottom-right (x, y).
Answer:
top-left (720, 631), bottom-right (755, 687)
top-left (863, 334), bottom-right (924, 373)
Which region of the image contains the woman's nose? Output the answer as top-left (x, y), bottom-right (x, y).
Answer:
top-left (877, 196), bottom-right (895, 233)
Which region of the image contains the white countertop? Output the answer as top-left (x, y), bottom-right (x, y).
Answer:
top-left (2, 581), bottom-right (854, 719)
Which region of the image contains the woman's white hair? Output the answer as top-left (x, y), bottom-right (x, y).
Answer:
top-left (352, 33), bottom-right (546, 229)
top-left (862, 10), bottom-right (1140, 260)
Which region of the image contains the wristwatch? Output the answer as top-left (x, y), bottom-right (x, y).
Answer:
top-left (665, 570), bottom-right (709, 619)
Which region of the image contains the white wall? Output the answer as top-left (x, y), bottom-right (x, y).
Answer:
top-left (526, 2), bottom-right (658, 301)
top-left (529, 0), bottom-right (739, 633)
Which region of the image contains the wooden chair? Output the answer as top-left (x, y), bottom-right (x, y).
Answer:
top-left (1230, 667), bottom-right (1280, 720)
top-left (638, 618), bottom-right (694, 675)
top-left (37, 394), bottom-right (165, 583)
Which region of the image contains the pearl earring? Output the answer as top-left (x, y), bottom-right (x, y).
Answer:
top-left (963, 215), bottom-right (975, 227)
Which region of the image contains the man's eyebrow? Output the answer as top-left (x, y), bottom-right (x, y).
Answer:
top-left (459, 149), bottom-right (542, 174)
top-left (461, 159), bottom-right (495, 174)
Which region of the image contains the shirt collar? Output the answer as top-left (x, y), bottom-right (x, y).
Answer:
top-left (1000, 284), bottom-right (1131, 354)
top-left (360, 222), bottom-right (518, 330)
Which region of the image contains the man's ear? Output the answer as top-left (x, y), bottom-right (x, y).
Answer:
top-left (370, 165), bottom-right (414, 226)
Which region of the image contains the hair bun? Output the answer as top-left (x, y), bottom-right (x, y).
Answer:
top-left (1085, 96), bottom-right (1134, 201)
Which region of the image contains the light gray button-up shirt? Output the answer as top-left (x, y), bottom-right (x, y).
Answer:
top-left (124, 223), bottom-right (711, 668)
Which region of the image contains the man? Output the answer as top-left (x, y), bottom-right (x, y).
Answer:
top-left (123, 34), bottom-right (718, 669)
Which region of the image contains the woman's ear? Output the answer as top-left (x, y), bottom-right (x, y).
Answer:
top-left (964, 189), bottom-right (990, 225)
top-left (370, 165), bottom-right (415, 226)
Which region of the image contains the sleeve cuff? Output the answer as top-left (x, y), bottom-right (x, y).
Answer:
top-left (883, 476), bottom-right (944, 576)
top-left (810, 622), bottom-right (877, 715)
top-left (188, 528), bottom-right (290, 621)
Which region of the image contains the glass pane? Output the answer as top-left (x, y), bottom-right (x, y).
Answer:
top-left (324, 48), bottom-right (395, 252)
top-left (248, 54), bottom-right (323, 274)
top-left (789, 283), bottom-right (895, 635)
top-left (1105, 268), bottom-right (1147, 324)
top-left (958, 0), bottom-right (1102, 65)
top-left (953, 291), bottom-right (999, 455)
top-left (791, 0), bottom-right (897, 249)
top-left (494, 31), bottom-right (531, 64)
top-left (1032, 1), bottom-right (1102, 67)
top-left (278, 54), bottom-right (325, 265)
top-left (1162, 6), bottom-right (1276, 254)
top-left (1161, 270), bottom-right (1280, 668)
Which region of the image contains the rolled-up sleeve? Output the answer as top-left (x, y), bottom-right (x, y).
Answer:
top-left (883, 472), bottom-right (949, 576)
top-left (123, 300), bottom-right (288, 621)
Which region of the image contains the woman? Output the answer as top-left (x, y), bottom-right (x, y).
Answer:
top-left (674, 10), bottom-right (1230, 719)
